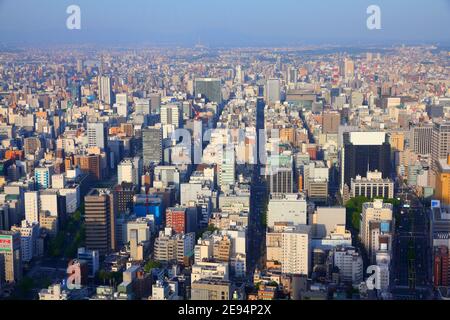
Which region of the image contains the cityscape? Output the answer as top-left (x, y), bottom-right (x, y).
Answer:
top-left (0, 0), bottom-right (449, 304)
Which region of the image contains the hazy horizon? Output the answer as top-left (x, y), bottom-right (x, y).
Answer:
top-left (0, 0), bottom-right (449, 47)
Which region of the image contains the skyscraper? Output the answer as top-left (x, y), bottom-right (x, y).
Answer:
top-left (194, 78), bottom-right (222, 104)
top-left (24, 191), bottom-right (39, 224)
top-left (161, 104), bottom-right (182, 128)
top-left (322, 111), bottom-right (341, 134)
top-left (269, 167), bottom-right (294, 194)
top-left (98, 76), bottom-right (113, 105)
top-left (412, 123), bottom-right (433, 155)
top-left (0, 230), bottom-right (22, 284)
top-left (218, 146), bottom-right (235, 191)
top-left (142, 126), bottom-right (163, 167)
top-left (116, 93), bottom-right (128, 117)
top-left (341, 132), bottom-right (391, 192)
top-left (84, 189), bottom-right (115, 255)
top-left (87, 122), bottom-right (108, 151)
top-left (431, 121), bottom-right (450, 187)
top-left (265, 79), bottom-right (281, 104)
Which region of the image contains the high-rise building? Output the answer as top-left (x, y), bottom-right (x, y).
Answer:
top-left (35, 166), bottom-right (54, 189)
top-left (149, 93), bottom-right (162, 114)
top-left (24, 191), bottom-right (39, 224)
top-left (266, 224), bottom-right (311, 276)
top-left (161, 104), bottom-right (182, 128)
top-left (74, 154), bottom-right (102, 181)
top-left (116, 93), bottom-right (128, 117)
top-left (432, 121), bottom-right (450, 187)
top-left (0, 230), bottom-right (22, 284)
top-left (269, 167), bottom-right (293, 194)
top-left (194, 78), bottom-right (222, 104)
top-left (218, 146), bottom-right (235, 191)
top-left (287, 67), bottom-right (298, 85)
top-left (142, 126), bottom-right (163, 167)
top-left (341, 132), bottom-right (391, 192)
top-left (265, 79), bottom-right (281, 104)
top-left (153, 228), bottom-right (195, 266)
top-left (411, 123), bottom-right (433, 155)
top-left (112, 183), bottom-right (136, 215)
top-left (87, 122), bottom-right (108, 151)
top-left (85, 189), bottom-right (115, 255)
top-left (118, 157), bottom-right (142, 186)
top-left (360, 199), bottom-right (393, 263)
top-left (165, 207), bottom-right (187, 234)
top-left (11, 220), bottom-right (39, 263)
top-left (343, 58), bottom-right (355, 79)
top-left (98, 76), bottom-right (113, 105)
top-left (436, 156), bottom-right (450, 206)
top-left (322, 111), bottom-right (341, 134)
top-left (333, 246), bottom-right (364, 285)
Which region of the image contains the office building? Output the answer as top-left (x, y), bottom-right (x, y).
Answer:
top-left (0, 230), bottom-right (22, 283)
top-left (360, 199), bottom-right (393, 263)
top-left (436, 156), bottom-right (450, 206)
top-left (194, 78), bottom-right (222, 104)
top-left (322, 111), bottom-right (341, 134)
top-left (153, 228), bottom-right (195, 266)
top-left (87, 122), bottom-right (108, 151)
top-left (266, 79), bottom-right (281, 104)
top-left (333, 246), bottom-right (364, 285)
top-left (24, 191), bottom-right (39, 224)
top-left (269, 167), bottom-right (294, 194)
top-left (11, 220), bottom-right (39, 263)
top-left (142, 126), bottom-right (163, 167)
top-left (84, 189), bottom-right (115, 255)
top-left (310, 207), bottom-right (346, 239)
top-left (116, 93), bottom-right (128, 117)
top-left (412, 123), bottom-right (433, 155)
top-left (118, 157), bottom-right (142, 186)
top-left (341, 131), bottom-right (391, 191)
top-left (266, 224), bottom-right (311, 276)
top-left (161, 104), bottom-right (182, 129)
top-left (35, 166), bottom-right (53, 190)
top-left (98, 76), bottom-right (113, 105)
top-left (351, 171), bottom-right (394, 199)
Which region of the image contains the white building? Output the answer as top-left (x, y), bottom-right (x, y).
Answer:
top-left (266, 224), bottom-right (311, 276)
top-left (11, 220), bottom-right (40, 262)
top-left (191, 262), bottom-right (229, 282)
top-left (118, 157), bottom-right (142, 186)
top-left (116, 93), bottom-right (129, 117)
top-left (333, 246), bottom-right (364, 285)
top-left (25, 191), bottom-right (39, 224)
top-left (161, 104), bottom-right (182, 129)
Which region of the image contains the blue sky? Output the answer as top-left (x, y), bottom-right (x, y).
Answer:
top-left (0, 0), bottom-right (449, 46)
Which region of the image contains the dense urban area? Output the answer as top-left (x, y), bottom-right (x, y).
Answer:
top-left (0, 44), bottom-right (449, 300)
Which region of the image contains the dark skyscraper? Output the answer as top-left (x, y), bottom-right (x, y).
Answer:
top-left (341, 132), bottom-right (391, 190)
top-left (85, 189), bottom-right (115, 255)
top-left (142, 126), bottom-right (163, 168)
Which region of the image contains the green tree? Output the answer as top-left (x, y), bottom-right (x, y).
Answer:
top-left (144, 260), bottom-right (162, 273)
